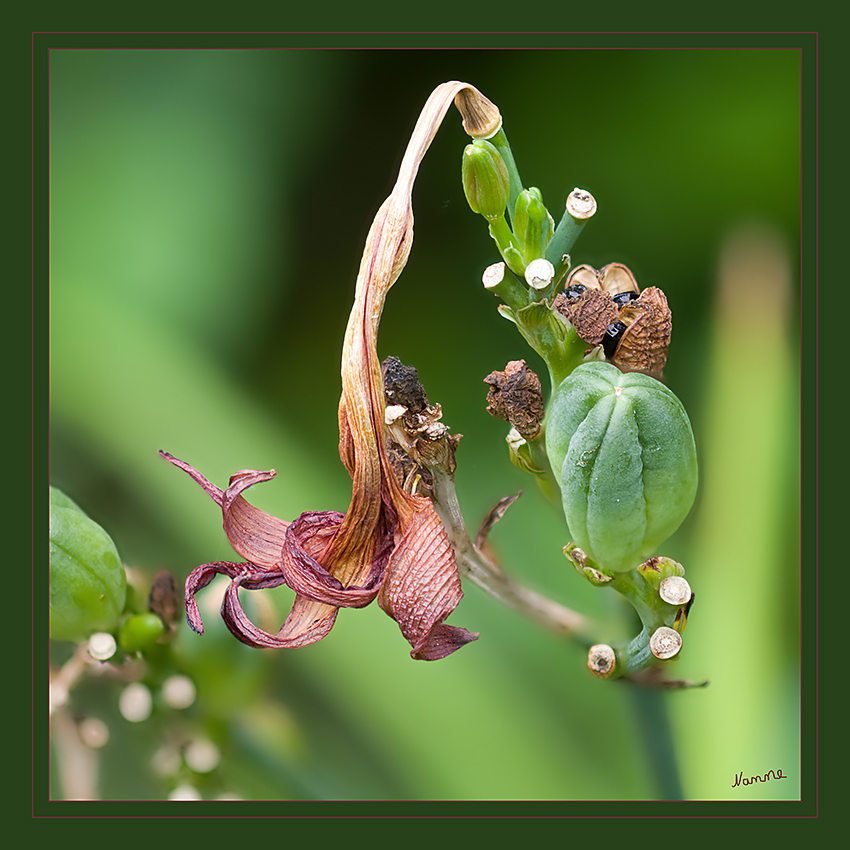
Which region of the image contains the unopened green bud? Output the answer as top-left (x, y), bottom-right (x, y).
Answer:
top-left (49, 487), bottom-right (127, 642)
top-left (119, 612), bottom-right (166, 654)
top-left (461, 140), bottom-right (510, 220)
top-left (513, 188), bottom-right (555, 265)
top-left (546, 362), bottom-right (697, 573)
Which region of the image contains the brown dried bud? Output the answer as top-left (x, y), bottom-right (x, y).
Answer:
top-left (382, 355), bottom-right (429, 413)
top-left (611, 286), bottom-right (672, 376)
top-left (454, 86), bottom-right (502, 139)
top-left (483, 360), bottom-right (544, 439)
top-left (386, 439), bottom-right (435, 497)
top-left (148, 570), bottom-right (179, 634)
top-left (552, 287), bottom-right (618, 345)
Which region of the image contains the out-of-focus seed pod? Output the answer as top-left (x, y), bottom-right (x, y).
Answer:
top-left (118, 612), bottom-right (166, 654)
top-left (461, 139), bottom-right (510, 220)
top-left (49, 487), bottom-right (127, 643)
top-left (545, 362), bottom-right (698, 573)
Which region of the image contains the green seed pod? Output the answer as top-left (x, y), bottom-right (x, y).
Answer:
top-left (545, 362), bottom-right (697, 573)
top-left (461, 139), bottom-right (510, 220)
top-left (49, 486), bottom-right (127, 642)
top-left (119, 612), bottom-right (166, 654)
top-left (513, 187), bottom-right (555, 265)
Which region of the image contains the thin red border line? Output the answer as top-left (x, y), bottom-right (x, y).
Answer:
top-left (30, 30), bottom-right (818, 33)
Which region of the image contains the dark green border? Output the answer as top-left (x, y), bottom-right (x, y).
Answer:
top-left (30, 28), bottom-right (818, 823)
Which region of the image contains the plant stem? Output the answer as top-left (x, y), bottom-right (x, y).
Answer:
top-left (545, 205), bottom-right (588, 269)
top-left (428, 462), bottom-right (588, 637)
top-left (487, 128), bottom-right (523, 223)
top-left (627, 685), bottom-right (685, 800)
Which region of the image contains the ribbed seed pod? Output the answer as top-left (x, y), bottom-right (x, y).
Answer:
top-left (545, 361), bottom-right (698, 573)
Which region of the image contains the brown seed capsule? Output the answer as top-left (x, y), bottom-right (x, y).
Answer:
top-left (556, 263), bottom-right (672, 376)
top-left (611, 286), bottom-right (672, 376)
top-left (552, 287), bottom-right (618, 345)
top-left (597, 263), bottom-right (640, 297)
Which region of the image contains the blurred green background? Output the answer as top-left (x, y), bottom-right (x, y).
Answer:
top-left (48, 48), bottom-right (801, 802)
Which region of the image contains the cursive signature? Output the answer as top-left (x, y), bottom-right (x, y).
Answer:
top-left (732, 769), bottom-right (787, 787)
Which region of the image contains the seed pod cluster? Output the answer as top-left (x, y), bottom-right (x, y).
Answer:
top-left (552, 263), bottom-right (672, 376)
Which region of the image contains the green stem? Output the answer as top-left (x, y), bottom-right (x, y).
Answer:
top-left (627, 685), bottom-right (686, 800)
top-left (509, 304), bottom-right (587, 392)
top-left (487, 128), bottom-right (523, 224)
top-left (488, 215), bottom-right (525, 276)
top-left (515, 426), bottom-right (562, 512)
top-left (482, 263), bottom-right (528, 312)
top-left (545, 206), bottom-right (589, 273)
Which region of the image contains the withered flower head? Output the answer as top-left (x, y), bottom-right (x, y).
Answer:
top-left (161, 83), bottom-right (499, 660)
top-left (483, 360), bottom-right (544, 439)
top-left (553, 263), bottom-right (672, 376)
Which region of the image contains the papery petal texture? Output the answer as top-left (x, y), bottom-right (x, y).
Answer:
top-left (378, 498), bottom-right (478, 660)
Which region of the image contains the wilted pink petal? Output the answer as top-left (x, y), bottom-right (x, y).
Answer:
top-left (221, 572), bottom-right (339, 649)
top-left (378, 499), bottom-right (478, 659)
top-left (159, 451), bottom-right (289, 568)
top-left (184, 560), bottom-right (261, 635)
top-left (278, 512), bottom-right (385, 608)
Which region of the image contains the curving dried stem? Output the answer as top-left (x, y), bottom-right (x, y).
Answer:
top-left (428, 461), bottom-right (589, 636)
top-left (331, 82), bottom-right (502, 587)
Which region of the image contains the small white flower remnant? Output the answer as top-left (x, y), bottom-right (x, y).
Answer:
top-left (649, 626), bottom-right (682, 660)
top-left (119, 682), bottom-right (153, 722)
top-left (161, 675), bottom-right (197, 710)
top-left (88, 632), bottom-right (117, 661)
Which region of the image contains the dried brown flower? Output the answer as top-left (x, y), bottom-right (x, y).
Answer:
top-left (162, 82), bottom-right (500, 659)
top-left (483, 360), bottom-right (545, 439)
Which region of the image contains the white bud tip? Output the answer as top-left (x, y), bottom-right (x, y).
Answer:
top-left (649, 626), bottom-right (682, 659)
top-left (78, 717), bottom-right (110, 748)
top-left (119, 682), bottom-right (153, 723)
top-left (659, 576), bottom-right (692, 606)
top-left (88, 632), bottom-right (117, 661)
top-left (482, 261), bottom-right (507, 289)
top-left (185, 738), bottom-right (221, 773)
top-left (161, 675), bottom-right (197, 710)
top-left (566, 188), bottom-right (597, 220)
top-left (524, 258), bottom-right (555, 289)
top-left (168, 784), bottom-right (202, 801)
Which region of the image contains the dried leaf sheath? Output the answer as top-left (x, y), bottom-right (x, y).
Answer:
top-left (163, 82), bottom-right (498, 658)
